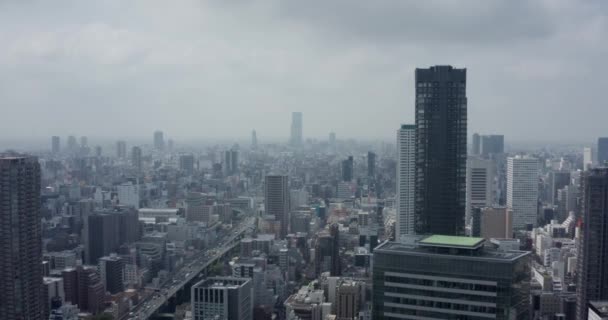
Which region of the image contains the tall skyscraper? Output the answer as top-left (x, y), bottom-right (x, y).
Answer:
top-left (373, 236), bottom-right (530, 319)
top-left (52, 136), bottom-right (60, 153)
top-left (367, 151), bottom-right (376, 177)
top-left (583, 147), bottom-right (593, 170)
top-left (550, 170), bottom-right (571, 206)
top-left (251, 130), bottom-right (257, 149)
top-left (79, 136), bottom-right (88, 148)
top-left (576, 168), bottom-right (608, 320)
top-left (472, 132), bottom-right (480, 155)
top-left (154, 130), bottom-right (164, 150)
top-left (265, 175), bottom-right (290, 239)
top-left (290, 112), bottom-right (303, 146)
top-left (0, 155), bottom-right (43, 320)
top-left (414, 65), bottom-right (467, 235)
top-left (191, 277), bottom-right (252, 320)
top-left (599, 137), bottom-right (608, 166)
top-left (396, 124), bottom-right (415, 240)
top-left (341, 156), bottom-right (354, 182)
top-left (507, 156), bottom-right (539, 229)
top-left (131, 146), bottom-right (142, 172)
top-left (465, 157), bottom-right (495, 225)
top-left (224, 149), bottom-right (239, 175)
top-left (116, 140), bottom-right (127, 159)
top-left (329, 223), bottom-right (341, 276)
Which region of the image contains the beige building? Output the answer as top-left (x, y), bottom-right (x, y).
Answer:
top-left (481, 207), bottom-right (513, 239)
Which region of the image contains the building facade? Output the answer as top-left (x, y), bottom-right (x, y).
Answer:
top-left (396, 124), bottom-right (415, 239)
top-left (265, 175), bottom-right (290, 239)
top-left (507, 156), bottom-right (539, 229)
top-left (414, 65), bottom-right (467, 235)
top-left (191, 277), bottom-right (252, 320)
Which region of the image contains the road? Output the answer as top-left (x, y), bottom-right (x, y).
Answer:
top-left (123, 217), bottom-right (256, 320)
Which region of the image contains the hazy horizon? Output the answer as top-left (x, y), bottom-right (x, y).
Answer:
top-left (1, 1), bottom-right (607, 143)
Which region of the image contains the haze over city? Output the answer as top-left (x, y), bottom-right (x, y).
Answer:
top-left (1, 0), bottom-right (607, 144)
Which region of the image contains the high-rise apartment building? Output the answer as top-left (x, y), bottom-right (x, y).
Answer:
top-left (507, 156), bottom-right (539, 229)
top-left (576, 168), bottom-right (608, 320)
top-left (154, 130), bottom-right (164, 150)
top-left (414, 65), bottom-right (467, 235)
top-left (290, 112), bottom-right (303, 147)
top-left (472, 133), bottom-right (480, 155)
top-left (0, 155), bottom-right (43, 320)
top-left (265, 175), bottom-right (289, 239)
top-left (336, 280), bottom-right (363, 320)
top-left (341, 156), bottom-right (354, 182)
top-left (52, 136), bottom-right (60, 153)
top-left (373, 235), bottom-right (530, 319)
top-left (598, 138), bottom-right (608, 166)
top-left (116, 140), bottom-right (127, 159)
top-left (466, 157), bottom-right (495, 224)
top-left (396, 124), bottom-right (415, 240)
top-left (131, 146), bottom-right (142, 172)
top-left (367, 151), bottom-right (376, 177)
top-left (191, 277), bottom-right (252, 320)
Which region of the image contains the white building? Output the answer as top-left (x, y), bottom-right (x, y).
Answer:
top-left (507, 156), bottom-right (539, 229)
top-left (584, 147), bottom-right (594, 171)
top-left (396, 124), bottom-right (415, 240)
top-left (466, 157), bottom-right (495, 224)
top-left (117, 182), bottom-right (140, 209)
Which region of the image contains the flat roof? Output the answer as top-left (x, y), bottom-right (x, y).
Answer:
top-left (419, 235), bottom-right (485, 249)
top-left (375, 240), bottom-right (529, 262)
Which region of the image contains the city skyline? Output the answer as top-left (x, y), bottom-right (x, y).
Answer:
top-left (1, 1), bottom-right (608, 142)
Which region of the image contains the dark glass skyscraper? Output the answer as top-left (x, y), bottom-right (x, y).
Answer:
top-left (265, 175), bottom-right (289, 239)
top-left (0, 155), bottom-right (43, 320)
top-left (598, 137), bottom-right (608, 166)
top-left (576, 168), bottom-right (608, 320)
top-left (342, 156), bottom-right (354, 182)
top-left (414, 66), bottom-right (467, 235)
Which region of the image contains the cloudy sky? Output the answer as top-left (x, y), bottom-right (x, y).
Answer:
top-left (0, 0), bottom-right (607, 144)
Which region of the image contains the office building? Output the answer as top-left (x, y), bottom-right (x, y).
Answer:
top-left (373, 235), bottom-right (530, 319)
top-left (154, 130), bottom-right (164, 150)
top-left (0, 155), bottom-right (43, 320)
top-left (472, 133), bottom-right (480, 155)
top-left (251, 130), bottom-right (257, 149)
top-left (186, 194), bottom-right (213, 224)
top-left (79, 136), bottom-right (87, 148)
top-left (584, 147), bottom-right (594, 170)
top-left (95, 145), bottom-right (102, 157)
top-left (131, 146), bottom-right (142, 172)
top-left (116, 140), bottom-right (127, 159)
top-left (62, 266), bottom-right (104, 314)
top-left (336, 280), bottom-right (363, 320)
top-left (265, 175), bottom-right (290, 239)
top-left (598, 138), bottom-right (608, 166)
top-left (67, 135), bottom-right (78, 151)
top-left (117, 182), bottom-right (140, 209)
top-left (99, 254), bottom-right (125, 294)
top-left (330, 224), bottom-right (341, 276)
top-left (52, 136), bottom-right (60, 153)
top-left (480, 134), bottom-right (505, 156)
top-left (414, 65), bottom-right (467, 235)
top-left (507, 156), bottom-right (539, 229)
top-left (368, 151), bottom-right (376, 177)
top-left (466, 157), bottom-right (495, 225)
top-left (85, 208), bottom-right (139, 264)
top-left (224, 149), bottom-right (239, 175)
top-left (476, 207), bottom-right (513, 239)
top-left (191, 277), bottom-right (252, 320)
top-left (396, 124), bottom-right (415, 240)
top-left (342, 156), bottom-right (354, 182)
top-left (180, 154), bottom-right (195, 174)
top-left (576, 168), bottom-right (608, 320)
top-left (290, 112), bottom-right (303, 147)
top-left (550, 170), bottom-right (571, 206)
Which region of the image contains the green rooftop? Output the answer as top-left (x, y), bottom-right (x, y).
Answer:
top-left (419, 235), bottom-right (485, 249)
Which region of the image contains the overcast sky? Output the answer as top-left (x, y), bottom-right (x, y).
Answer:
top-left (1, 0), bottom-right (607, 144)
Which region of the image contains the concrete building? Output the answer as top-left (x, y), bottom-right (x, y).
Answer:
top-left (179, 154), bottom-right (195, 174)
top-left (131, 146), bottom-right (142, 172)
top-left (265, 175), bottom-right (290, 239)
top-left (584, 147), bottom-right (594, 170)
top-left (99, 254), bottom-right (125, 294)
top-left (466, 157), bottom-right (495, 225)
top-left (335, 279), bottom-right (363, 320)
top-left (478, 207), bottom-right (513, 239)
top-left (480, 135), bottom-right (504, 157)
top-left (589, 301), bottom-right (608, 320)
top-left (0, 155), bottom-right (43, 320)
top-left (507, 156), bottom-right (539, 229)
top-left (414, 66), bottom-right (467, 235)
top-left (116, 140), bottom-right (127, 159)
top-left (396, 124), bottom-right (415, 240)
top-left (154, 130), bottom-right (164, 150)
top-left (191, 277), bottom-right (252, 320)
top-left (373, 235), bottom-right (530, 319)
top-left (117, 181), bottom-right (140, 209)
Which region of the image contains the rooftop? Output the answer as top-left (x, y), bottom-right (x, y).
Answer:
top-left (419, 235), bottom-right (485, 250)
top-left (590, 301), bottom-right (608, 317)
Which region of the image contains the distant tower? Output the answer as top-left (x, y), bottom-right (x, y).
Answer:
top-left (472, 133), bottom-right (480, 155)
top-left (367, 151), bottom-right (376, 177)
top-left (414, 66), bottom-right (467, 235)
top-left (67, 135), bottom-right (78, 151)
top-left (95, 146), bottom-right (102, 157)
top-left (466, 157), bottom-right (495, 225)
top-left (396, 125), bottom-right (415, 240)
top-left (480, 135), bottom-right (505, 156)
top-left (131, 146), bottom-right (142, 172)
top-left (576, 168), bottom-right (608, 320)
top-left (341, 156), bottom-right (354, 182)
top-left (290, 112), bottom-right (303, 146)
top-left (598, 137), bottom-right (608, 166)
top-left (329, 132), bottom-right (336, 148)
top-left (0, 155), bottom-right (43, 320)
top-left (154, 130), bottom-right (164, 150)
top-left (116, 141), bottom-right (127, 159)
top-left (51, 136), bottom-right (60, 153)
top-left (583, 147), bottom-right (593, 170)
top-left (507, 156), bottom-right (539, 229)
top-left (80, 136), bottom-right (88, 148)
top-left (251, 130), bottom-right (258, 149)
top-left (265, 175), bottom-right (290, 239)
